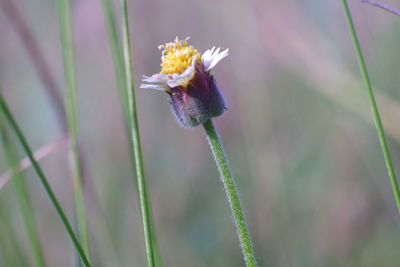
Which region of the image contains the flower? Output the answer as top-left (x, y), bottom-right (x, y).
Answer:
top-left (141, 37), bottom-right (229, 128)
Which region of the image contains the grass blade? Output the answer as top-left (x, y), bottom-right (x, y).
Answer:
top-left (0, 94), bottom-right (91, 267)
top-left (100, 0), bottom-right (161, 265)
top-left (0, 118), bottom-right (47, 267)
top-left (100, 0), bottom-right (128, 117)
top-left (340, 0), bottom-right (400, 213)
top-left (203, 120), bottom-right (257, 267)
top-left (0, 200), bottom-right (27, 267)
top-left (55, 0), bottom-right (90, 261)
top-left (119, 0), bottom-right (156, 266)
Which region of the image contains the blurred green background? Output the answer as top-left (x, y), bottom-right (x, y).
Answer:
top-left (1, 0), bottom-right (400, 266)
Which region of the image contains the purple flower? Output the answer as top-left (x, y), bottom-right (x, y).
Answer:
top-left (141, 37), bottom-right (229, 128)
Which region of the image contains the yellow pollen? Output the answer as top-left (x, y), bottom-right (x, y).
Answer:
top-left (159, 38), bottom-right (201, 75)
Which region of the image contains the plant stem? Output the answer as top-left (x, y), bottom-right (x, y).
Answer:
top-left (341, 0), bottom-right (400, 213)
top-left (119, 1), bottom-right (156, 267)
top-left (203, 120), bottom-right (257, 267)
top-left (55, 0), bottom-right (90, 261)
top-left (0, 95), bottom-right (91, 267)
top-left (0, 119), bottom-right (47, 267)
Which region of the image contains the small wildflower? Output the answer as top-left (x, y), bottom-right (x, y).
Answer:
top-left (141, 37), bottom-right (229, 128)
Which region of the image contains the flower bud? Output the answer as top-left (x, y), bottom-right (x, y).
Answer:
top-left (141, 37), bottom-right (229, 128)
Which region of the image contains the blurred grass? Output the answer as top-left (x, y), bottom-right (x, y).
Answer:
top-left (55, 0), bottom-right (90, 262)
top-left (0, 116), bottom-right (47, 267)
top-left (0, 187), bottom-right (28, 267)
top-left (0, 95), bottom-right (91, 267)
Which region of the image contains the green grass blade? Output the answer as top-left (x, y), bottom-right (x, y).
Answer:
top-left (0, 95), bottom-right (92, 267)
top-left (0, 118), bottom-right (47, 267)
top-left (340, 0), bottom-right (400, 213)
top-left (100, 0), bottom-right (161, 265)
top-left (119, 0), bottom-right (156, 266)
top-left (100, 0), bottom-right (128, 117)
top-left (203, 120), bottom-right (257, 267)
top-left (55, 0), bottom-right (90, 261)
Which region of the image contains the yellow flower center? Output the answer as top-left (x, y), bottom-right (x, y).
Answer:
top-left (159, 38), bottom-right (201, 75)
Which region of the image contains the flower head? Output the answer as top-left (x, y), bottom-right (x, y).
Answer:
top-left (141, 37), bottom-right (229, 128)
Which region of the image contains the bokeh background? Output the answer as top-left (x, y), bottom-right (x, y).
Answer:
top-left (1, 0), bottom-right (400, 266)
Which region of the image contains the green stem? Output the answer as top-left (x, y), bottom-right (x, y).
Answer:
top-left (100, 0), bottom-right (128, 116)
top-left (341, 0), bottom-right (400, 212)
top-left (0, 95), bottom-right (92, 267)
top-left (101, 0), bottom-right (161, 265)
top-left (203, 120), bottom-right (257, 267)
top-left (0, 119), bottom-right (47, 267)
top-left (119, 1), bottom-right (156, 267)
top-left (55, 0), bottom-right (90, 261)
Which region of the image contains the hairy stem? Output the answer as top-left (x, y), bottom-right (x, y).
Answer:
top-left (341, 0), bottom-right (400, 213)
top-left (203, 120), bottom-right (257, 267)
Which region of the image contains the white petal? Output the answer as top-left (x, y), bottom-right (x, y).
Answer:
top-left (140, 84), bottom-right (168, 91)
top-left (202, 47), bottom-right (229, 71)
top-left (142, 73), bottom-right (168, 84)
top-left (141, 73), bottom-right (170, 91)
top-left (201, 46), bottom-right (215, 70)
